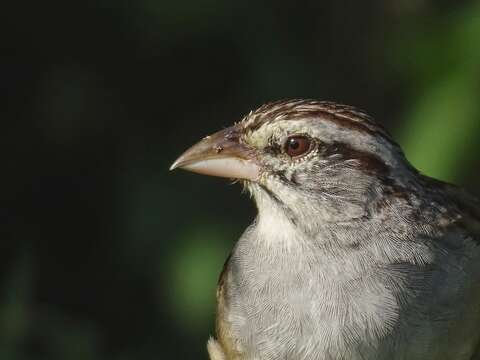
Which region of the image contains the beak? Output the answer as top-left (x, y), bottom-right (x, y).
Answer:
top-left (169, 126), bottom-right (260, 180)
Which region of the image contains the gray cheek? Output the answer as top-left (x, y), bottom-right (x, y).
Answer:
top-left (284, 167), bottom-right (296, 182)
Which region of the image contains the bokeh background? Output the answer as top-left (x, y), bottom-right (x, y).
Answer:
top-left (2, 1), bottom-right (480, 359)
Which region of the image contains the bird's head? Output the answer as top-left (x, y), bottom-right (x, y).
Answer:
top-left (171, 100), bottom-right (413, 232)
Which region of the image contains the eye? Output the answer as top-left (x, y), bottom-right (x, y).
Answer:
top-left (283, 135), bottom-right (312, 157)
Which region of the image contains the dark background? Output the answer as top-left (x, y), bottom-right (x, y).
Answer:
top-left (2, 1), bottom-right (480, 359)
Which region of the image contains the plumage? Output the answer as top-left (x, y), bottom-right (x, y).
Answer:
top-left (171, 99), bottom-right (480, 360)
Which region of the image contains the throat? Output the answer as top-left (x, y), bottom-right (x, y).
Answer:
top-left (256, 207), bottom-right (302, 250)
top-left (251, 184), bottom-right (305, 250)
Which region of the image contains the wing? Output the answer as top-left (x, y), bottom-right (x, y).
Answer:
top-left (444, 185), bottom-right (480, 360)
top-left (209, 253), bottom-right (246, 360)
top-left (445, 184), bottom-right (480, 242)
top-left (207, 337), bottom-right (227, 360)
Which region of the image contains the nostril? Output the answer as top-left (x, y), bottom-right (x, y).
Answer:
top-left (225, 131), bottom-right (238, 141)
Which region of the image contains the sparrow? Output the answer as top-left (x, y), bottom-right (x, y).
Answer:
top-left (170, 99), bottom-right (480, 360)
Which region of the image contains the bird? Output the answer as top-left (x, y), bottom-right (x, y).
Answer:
top-left (169, 99), bottom-right (480, 360)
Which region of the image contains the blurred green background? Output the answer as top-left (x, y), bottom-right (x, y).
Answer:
top-left (2, 1), bottom-right (480, 359)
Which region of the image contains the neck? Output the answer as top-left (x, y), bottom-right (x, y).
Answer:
top-left (247, 173), bottom-right (417, 251)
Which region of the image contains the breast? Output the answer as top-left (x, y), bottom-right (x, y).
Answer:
top-left (217, 232), bottom-right (480, 359)
top-left (218, 241), bottom-right (400, 358)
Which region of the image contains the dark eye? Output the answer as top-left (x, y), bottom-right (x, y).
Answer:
top-left (284, 135), bottom-right (312, 157)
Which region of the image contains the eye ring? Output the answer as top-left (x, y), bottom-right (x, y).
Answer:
top-left (283, 135), bottom-right (313, 158)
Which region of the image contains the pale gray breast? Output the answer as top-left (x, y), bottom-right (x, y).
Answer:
top-left (222, 219), bottom-right (480, 360)
top-left (223, 225), bottom-right (395, 359)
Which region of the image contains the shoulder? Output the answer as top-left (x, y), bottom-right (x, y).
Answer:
top-left (427, 177), bottom-right (480, 244)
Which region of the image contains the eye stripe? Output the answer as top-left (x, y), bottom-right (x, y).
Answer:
top-left (322, 141), bottom-right (390, 176)
top-left (264, 143), bottom-right (281, 155)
